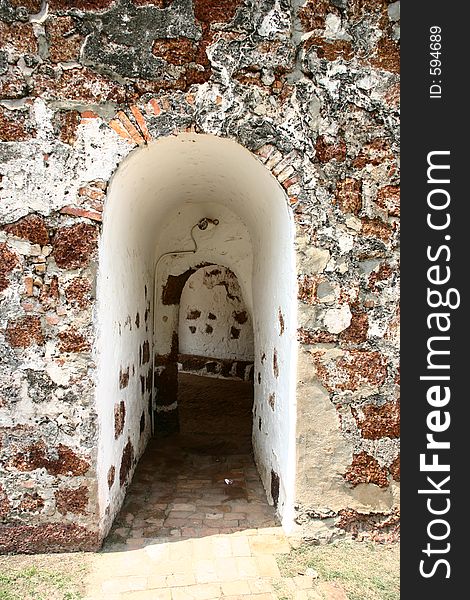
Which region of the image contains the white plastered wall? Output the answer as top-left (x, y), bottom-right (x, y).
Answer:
top-left (95, 134), bottom-right (297, 536)
top-left (178, 265), bottom-right (254, 361)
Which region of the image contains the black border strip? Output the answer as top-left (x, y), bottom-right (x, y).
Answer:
top-left (401, 2), bottom-right (468, 595)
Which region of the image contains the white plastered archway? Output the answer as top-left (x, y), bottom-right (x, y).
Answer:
top-left (95, 134), bottom-right (298, 537)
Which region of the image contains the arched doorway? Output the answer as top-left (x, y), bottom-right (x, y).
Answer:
top-left (176, 264), bottom-right (254, 448)
top-left (95, 134), bottom-right (297, 540)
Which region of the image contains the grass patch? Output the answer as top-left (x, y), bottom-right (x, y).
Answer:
top-left (0, 553), bottom-right (91, 600)
top-left (277, 540), bottom-right (399, 600)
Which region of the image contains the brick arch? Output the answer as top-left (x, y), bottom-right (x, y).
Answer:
top-left (106, 102), bottom-right (302, 205)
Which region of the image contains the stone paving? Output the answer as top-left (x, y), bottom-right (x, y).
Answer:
top-left (84, 434), bottom-right (328, 599)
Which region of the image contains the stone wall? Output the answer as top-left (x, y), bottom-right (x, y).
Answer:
top-left (0, 0), bottom-right (400, 550)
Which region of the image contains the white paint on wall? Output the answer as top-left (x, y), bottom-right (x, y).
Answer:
top-left (178, 265), bottom-right (254, 361)
top-left (95, 134), bottom-right (297, 536)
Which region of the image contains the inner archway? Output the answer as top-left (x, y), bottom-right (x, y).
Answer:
top-left (95, 133), bottom-right (297, 541)
top-left (177, 264), bottom-right (254, 449)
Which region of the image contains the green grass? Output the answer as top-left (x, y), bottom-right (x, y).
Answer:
top-left (277, 540), bottom-right (400, 600)
top-left (0, 554), bottom-right (90, 600)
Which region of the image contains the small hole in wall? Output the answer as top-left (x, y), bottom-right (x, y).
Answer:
top-left (187, 309), bottom-right (201, 320)
top-left (189, 326), bottom-right (196, 333)
top-left (268, 392), bottom-right (275, 410)
top-left (271, 470), bottom-right (280, 508)
top-left (273, 350), bottom-right (279, 378)
top-left (208, 312), bottom-right (217, 320)
top-left (205, 324), bottom-right (213, 334)
top-left (259, 417), bottom-right (262, 431)
top-left (230, 326), bottom-right (240, 339)
top-left (258, 372), bottom-right (261, 384)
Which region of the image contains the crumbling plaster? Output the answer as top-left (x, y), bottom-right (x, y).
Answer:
top-left (0, 0), bottom-right (400, 550)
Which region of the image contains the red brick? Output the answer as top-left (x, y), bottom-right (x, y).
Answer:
top-left (306, 36), bottom-right (353, 61)
top-left (340, 307), bottom-right (368, 344)
top-left (0, 243), bottom-right (18, 292)
top-left (344, 451), bottom-right (389, 488)
top-left (46, 16), bottom-right (83, 63)
top-left (193, 0), bottom-right (243, 24)
top-left (368, 37), bottom-right (400, 73)
top-left (0, 22), bottom-right (37, 54)
top-left (65, 277), bottom-right (92, 308)
top-left (389, 455), bottom-right (400, 482)
top-left (353, 139), bottom-right (394, 169)
top-left (0, 70), bottom-right (28, 99)
top-left (376, 185), bottom-right (400, 217)
top-left (57, 110), bottom-right (81, 145)
top-left (34, 67), bottom-right (127, 104)
top-left (55, 485), bottom-right (89, 515)
top-left (11, 441), bottom-right (90, 476)
top-left (49, 0), bottom-right (116, 9)
top-left (314, 350), bottom-right (388, 392)
top-left (18, 492), bottom-right (45, 513)
top-left (335, 178), bottom-right (362, 215)
top-left (120, 438), bottom-right (134, 486)
top-left (298, 0), bottom-right (338, 31)
top-left (9, 0), bottom-right (42, 10)
top-left (361, 217), bottom-right (392, 242)
top-left (5, 316), bottom-right (44, 348)
top-left (53, 222), bottom-right (98, 270)
top-left (315, 135), bottom-right (346, 163)
top-left (114, 401), bottom-right (126, 439)
top-left (152, 37), bottom-right (199, 66)
top-left (0, 485), bottom-right (10, 518)
top-left (353, 401), bottom-right (400, 439)
top-left (60, 206), bottom-right (103, 222)
top-left (297, 274), bottom-right (317, 305)
top-left (108, 465), bottom-right (115, 489)
top-left (0, 107), bottom-right (36, 141)
top-left (4, 214), bottom-right (49, 246)
top-left (58, 328), bottom-right (90, 353)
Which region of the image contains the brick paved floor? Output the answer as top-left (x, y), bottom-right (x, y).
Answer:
top-left (84, 376), bottom-right (326, 598)
top-left (85, 434), bottom-right (309, 599)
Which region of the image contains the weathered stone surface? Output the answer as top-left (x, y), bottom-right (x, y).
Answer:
top-left (0, 243), bottom-right (18, 292)
top-left (5, 316), bottom-right (44, 348)
top-left (11, 441), bottom-right (90, 476)
top-left (55, 486), bottom-right (89, 515)
top-left (4, 215), bottom-right (49, 246)
top-left (0, 107), bottom-right (36, 141)
top-left (0, 0), bottom-right (400, 551)
top-left (53, 223), bottom-right (98, 270)
top-left (0, 524), bottom-right (99, 554)
top-left (344, 451), bottom-right (389, 488)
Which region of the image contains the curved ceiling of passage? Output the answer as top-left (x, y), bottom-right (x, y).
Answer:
top-left (104, 133), bottom-right (292, 262)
